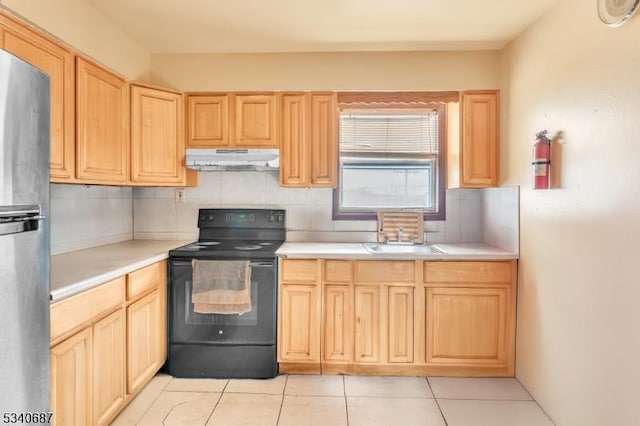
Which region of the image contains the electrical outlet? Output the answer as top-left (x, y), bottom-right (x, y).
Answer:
top-left (175, 188), bottom-right (185, 203)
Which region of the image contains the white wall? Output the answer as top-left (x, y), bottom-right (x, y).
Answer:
top-left (50, 185), bottom-right (133, 255)
top-left (132, 172), bottom-right (486, 244)
top-left (501, 0), bottom-right (640, 424)
top-left (1, 0), bottom-right (151, 80)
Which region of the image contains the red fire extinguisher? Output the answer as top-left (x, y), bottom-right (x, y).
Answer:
top-left (532, 130), bottom-right (551, 190)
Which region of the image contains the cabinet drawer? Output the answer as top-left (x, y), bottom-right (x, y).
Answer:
top-left (424, 261), bottom-right (512, 283)
top-left (281, 259), bottom-right (318, 282)
top-left (324, 260), bottom-right (353, 283)
top-left (51, 277), bottom-right (125, 344)
top-left (127, 261), bottom-right (165, 301)
top-left (355, 261), bottom-right (414, 283)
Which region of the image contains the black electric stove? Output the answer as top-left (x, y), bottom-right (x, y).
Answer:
top-left (167, 208), bottom-right (285, 379)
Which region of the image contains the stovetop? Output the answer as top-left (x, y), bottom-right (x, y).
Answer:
top-left (170, 208), bottom-right (285, 259)
top-left (169, 239), bottom-right (284, 259)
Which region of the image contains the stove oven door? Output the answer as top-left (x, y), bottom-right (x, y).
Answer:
top-left (168, 258), bottom-right (276, 345)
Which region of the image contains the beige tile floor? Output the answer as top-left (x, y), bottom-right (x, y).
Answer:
top-left (111, 374), bottom-right (555, 426)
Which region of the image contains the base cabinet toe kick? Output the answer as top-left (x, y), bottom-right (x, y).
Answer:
top-left (277, 258), bottom-right (517, 377)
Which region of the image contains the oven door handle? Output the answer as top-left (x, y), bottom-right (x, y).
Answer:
top-left (249, 261), bottom-right (274, 268)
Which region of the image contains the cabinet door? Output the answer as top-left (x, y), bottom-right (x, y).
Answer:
top-left (93, 310), bottom-right (125, 426)
top-left (127, 290), bottom-right (161, 395)
top-left (50, 327), bottom-right (92, 426)
top-left (0, 16), bottom-right (75, 181)
top-left (76, 57), bottom-right (128, 184)
top-left (130, 85), bottom-right (185, 184)
top-left (354, 285), bottom-right (381, 363)
top-left (234, 94), bottom-right (278, 147)
top-left (460, 91), bottom-right (499, 187)
top-left (323, 284), bottom-right (353, 363)
top-left (426, 287), bottom-right (508, 366)
top-left (309, 93), bottom-right (337, 187)
top-left (279, 93), bottom-right (308, 187)
top-left (387, 286), bottom-right (414, 363)
top-left (278, 284), bottom-right (320, 362)
top-left (187, 94), bottom-right (229, 147)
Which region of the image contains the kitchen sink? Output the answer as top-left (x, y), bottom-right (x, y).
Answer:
top-left (363, 243), bottom-right (445, 255)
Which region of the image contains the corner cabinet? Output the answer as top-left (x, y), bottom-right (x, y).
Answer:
top-left (76, 57), bottom-right (129, 184)
top-left (0, 13), bottom-right (76, 182)
top-left (278, 258), bottom-right (516, 377)
top-left (279, 92), bottom-right (337, 188)
top-left (130, 84), bottom-right (187, 185)
top-left (459, 91), bottom-right (499, 187)
top-left (49, 260), bottom-right (167, 426)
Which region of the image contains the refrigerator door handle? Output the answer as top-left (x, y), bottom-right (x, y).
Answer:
top-left (0, 205), bottom-right (45, 236)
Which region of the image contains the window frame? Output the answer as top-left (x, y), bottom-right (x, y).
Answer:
top-left (332, 98), bottom-right (448, 221)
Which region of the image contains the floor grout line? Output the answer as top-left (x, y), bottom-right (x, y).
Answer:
top-left (426, 377), bottom-right (449, 426)
top-left (343, 375), bottom-right (350, 426)
top-left (133, 376), bottom-right (174, 426)
top-left (275, 374), bottom-right (289, 425)
top-left (202, 381), bottom-right (228, 425)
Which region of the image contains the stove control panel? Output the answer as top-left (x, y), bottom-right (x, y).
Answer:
top-left (269, 212), bottom-right (284, 223)
top-left (198, 209), bottom-right (285, 229)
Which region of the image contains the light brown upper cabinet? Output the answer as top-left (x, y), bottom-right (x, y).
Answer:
top-left (234, 93), bottom-right (278, 147)
top-left (0, 13), bottom-right (76, 182)
top-left (76, 57), bottom-right (128, 184)
top-left (279, 93), bottom-right (308, 187)
top-left (459, 90), bottom-right (499, 187)
top-left (130, 83), bottom-right (186, 185)
top-left (186, 93), bottom-right (278, 148)
top-left (187, 94), bottom-right (229, 147)
top-left (279, 92), bottom-right (337, 188)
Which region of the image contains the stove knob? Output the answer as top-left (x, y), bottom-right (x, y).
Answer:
top-left (277, 214), bottom-right (283, 222)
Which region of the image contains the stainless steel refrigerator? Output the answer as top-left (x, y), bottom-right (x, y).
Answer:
top-left (0, 49), bottom-right (51, 413)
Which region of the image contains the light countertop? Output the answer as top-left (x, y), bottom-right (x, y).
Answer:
top-left (276, 242), bottom-right (518, 260)
top-left (50, 239), bottom-right (191, 302)
top-left (51, 240), bottom-right (517, 302)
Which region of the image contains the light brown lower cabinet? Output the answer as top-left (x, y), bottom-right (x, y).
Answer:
top-left (93, 310), bottom-right (125, 426)
top-left (323, 284), bottom-right (353, 363)
top-left (387, 285), bottom-right (414, 363)
top-left (127, 290), bottom-right (162, 395)
top-left (277, 259), bottom-right (321, 373)
top-left (354, 285), bottom-right (381, 364)
top-left (50, 328), bottom-right (92, 426)
top-left (278, 258), bottom-right (516, 377)
top-left (49, 260), bottom-right (167, 425)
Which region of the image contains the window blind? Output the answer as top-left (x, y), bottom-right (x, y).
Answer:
top-left (339, 110), bottom-right (439, 155)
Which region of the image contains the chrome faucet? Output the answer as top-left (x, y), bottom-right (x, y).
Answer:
top-left (397, 228), bottom-right (404, 242)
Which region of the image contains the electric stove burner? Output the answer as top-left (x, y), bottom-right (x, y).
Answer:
top-left (235, 245), bottom-right (263, 251)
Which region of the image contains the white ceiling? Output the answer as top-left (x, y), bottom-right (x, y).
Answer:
top-left (86, 0), bottom-right (560, 53)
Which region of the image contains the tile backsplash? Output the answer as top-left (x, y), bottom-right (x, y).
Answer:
top-left (481, 186), bottom-right (519, 253)
top-left (132, 171), bottom-right (495, 244)
top-left (50, 184), bottom-right (133, 254)
top-left (49, 174), bottom-right (519, 254)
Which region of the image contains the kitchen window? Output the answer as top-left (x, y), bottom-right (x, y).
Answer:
top-left (333, 93), bottom-right (450, 220)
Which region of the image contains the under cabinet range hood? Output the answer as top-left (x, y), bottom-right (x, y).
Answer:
top-left (185, 149), bottom-right (279, 171)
